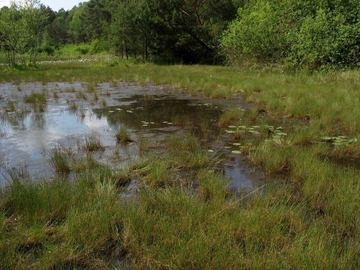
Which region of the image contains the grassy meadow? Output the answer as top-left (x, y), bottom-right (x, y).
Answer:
top-left (1, 58), bottom-right (360, 269)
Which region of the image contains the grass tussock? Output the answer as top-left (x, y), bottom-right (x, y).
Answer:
top-left (50, 146), bottom-right (71, 174)
top-left (23, 92), bottom-right (47, 104)
top-left (115, 126), bottom-right (131, 144)
top-left (82, 136), bottom-right (105, 152)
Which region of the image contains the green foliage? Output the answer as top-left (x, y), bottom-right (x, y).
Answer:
top-left (288, 9), bottom-right (360, 70)
top-left (0, 0), bottom-right (48, 67)
top-left (221, 2), bottom-right (287, 64)
top-left (221, 0), bottom-right (360, 69)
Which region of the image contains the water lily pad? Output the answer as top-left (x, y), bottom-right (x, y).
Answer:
top-left (233, 143), bottom-right (241, 146)
top-left (225, 130), bottom-right (235, 134)
top-left (249, 130), bottom-right (261, 135)
top-left (231, 150), bottom-right (242, 154)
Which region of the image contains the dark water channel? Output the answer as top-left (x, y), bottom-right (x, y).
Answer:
top-left (0, 83), bottom-right (263, 190)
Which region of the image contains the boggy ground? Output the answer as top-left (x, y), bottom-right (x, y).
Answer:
top-left (0, 62), bottom-right (359, 269)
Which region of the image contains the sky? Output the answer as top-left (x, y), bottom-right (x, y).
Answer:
top-left (0, 0), bottom-right (85, 11)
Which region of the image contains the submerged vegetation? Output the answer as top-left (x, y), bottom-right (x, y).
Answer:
top-left (0, 60), bottom-right (360, 268)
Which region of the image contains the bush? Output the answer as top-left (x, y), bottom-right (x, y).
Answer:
top-left (288, 10), bottom-right (360, 70)
top-left (220, 2), bottom-right (289, 65)
top-left (89, 39), bottom-right (109, 54)
top-left (221, 0), bottom-right (360, 70)
top-left (76, 45), bottom-right (90, 55)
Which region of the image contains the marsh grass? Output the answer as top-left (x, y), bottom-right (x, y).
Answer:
top-left (23, 92), bottom-right (46, 104)
top-left (75, 91), bottom-right (88, 100)
top-left (115, 126), bottom-right (131, 144)
top-left (218, 108), bottom-right (244, 128)
top-left (0, 167), bottom-right (125, 269)
top-left (1, 62), bottom-right (360, 268)
top-left (82, 136), bottom-right (105, 152)
top-left (86, 82), bottom-right (98, 93)
top-left (50, 146), bottom-right (71, 174)
top-left (67, 101), bottom-right (78, 112)
top-left (23, 92), bottom-right (47, 112)
top-left (5, 101), bottom-right (16, 112)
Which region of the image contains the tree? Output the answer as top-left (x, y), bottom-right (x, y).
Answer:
top-left (0, 0), bottom-right (48, 67)
top-left (20, 0), bottom-right (49, 65)
top-left (68, 4), bottom-right (88, 43)
top-left (106, 0), bottom-right (150, 60)
top-left (46, 9), bottom-right (71, 46)
top-left (146, 0), bottom-right (237, 63)
top-left (0, 4), bottom-right (28, 66)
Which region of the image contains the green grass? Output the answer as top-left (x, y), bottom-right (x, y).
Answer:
top-left (82, 136), bottom-right (105, 152)
top-left (1, 60), bottom-right (360, 268)
top-left (23, 92), bottom-right (47, 104)
top-left (115, 126), bottom-right (131, 144)
top-left (50, 146), bottom-right (71, 174)
top-left (23, 92), bottom-right (47, 112)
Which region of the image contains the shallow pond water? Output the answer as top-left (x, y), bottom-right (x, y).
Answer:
top-left (0, 82), bottom-right (264, 190)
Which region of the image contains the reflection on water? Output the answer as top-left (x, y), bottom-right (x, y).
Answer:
top-left (0, 93), bottom-right (259, 190)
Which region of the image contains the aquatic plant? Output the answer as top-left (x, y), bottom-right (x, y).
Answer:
top-left (50, 146), bottom-right (71, 174)
top-left (76, 91), bottom-right (88, 100)
top-left (115, 126), bottom-right (131, 144)
top-left (24, 92), bottom-right (47, 104)
top-left (82, 136), bottom-right (105, 152)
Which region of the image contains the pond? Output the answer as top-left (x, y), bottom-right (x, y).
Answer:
top-left (0, 82), bottom-right (264, 191)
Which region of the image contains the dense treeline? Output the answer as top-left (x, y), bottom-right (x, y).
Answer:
top-left (1, 0), bottom-right (360, 69)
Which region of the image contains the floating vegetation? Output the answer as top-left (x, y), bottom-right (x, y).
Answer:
top-left (321, 135), bottom-right (358, 146)
top-left (225, 125), bottom-right (261, 139)
top-left (267, 126), bottom-right (287, 145)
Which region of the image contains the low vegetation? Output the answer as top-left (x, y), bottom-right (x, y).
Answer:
top-left (0, 61), bottom-right (360, 268)
top-left (115, 126), bottom-right (131, 144)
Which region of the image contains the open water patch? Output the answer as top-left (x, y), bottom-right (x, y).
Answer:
top-left (0, 82), bottom-right (263, 190)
